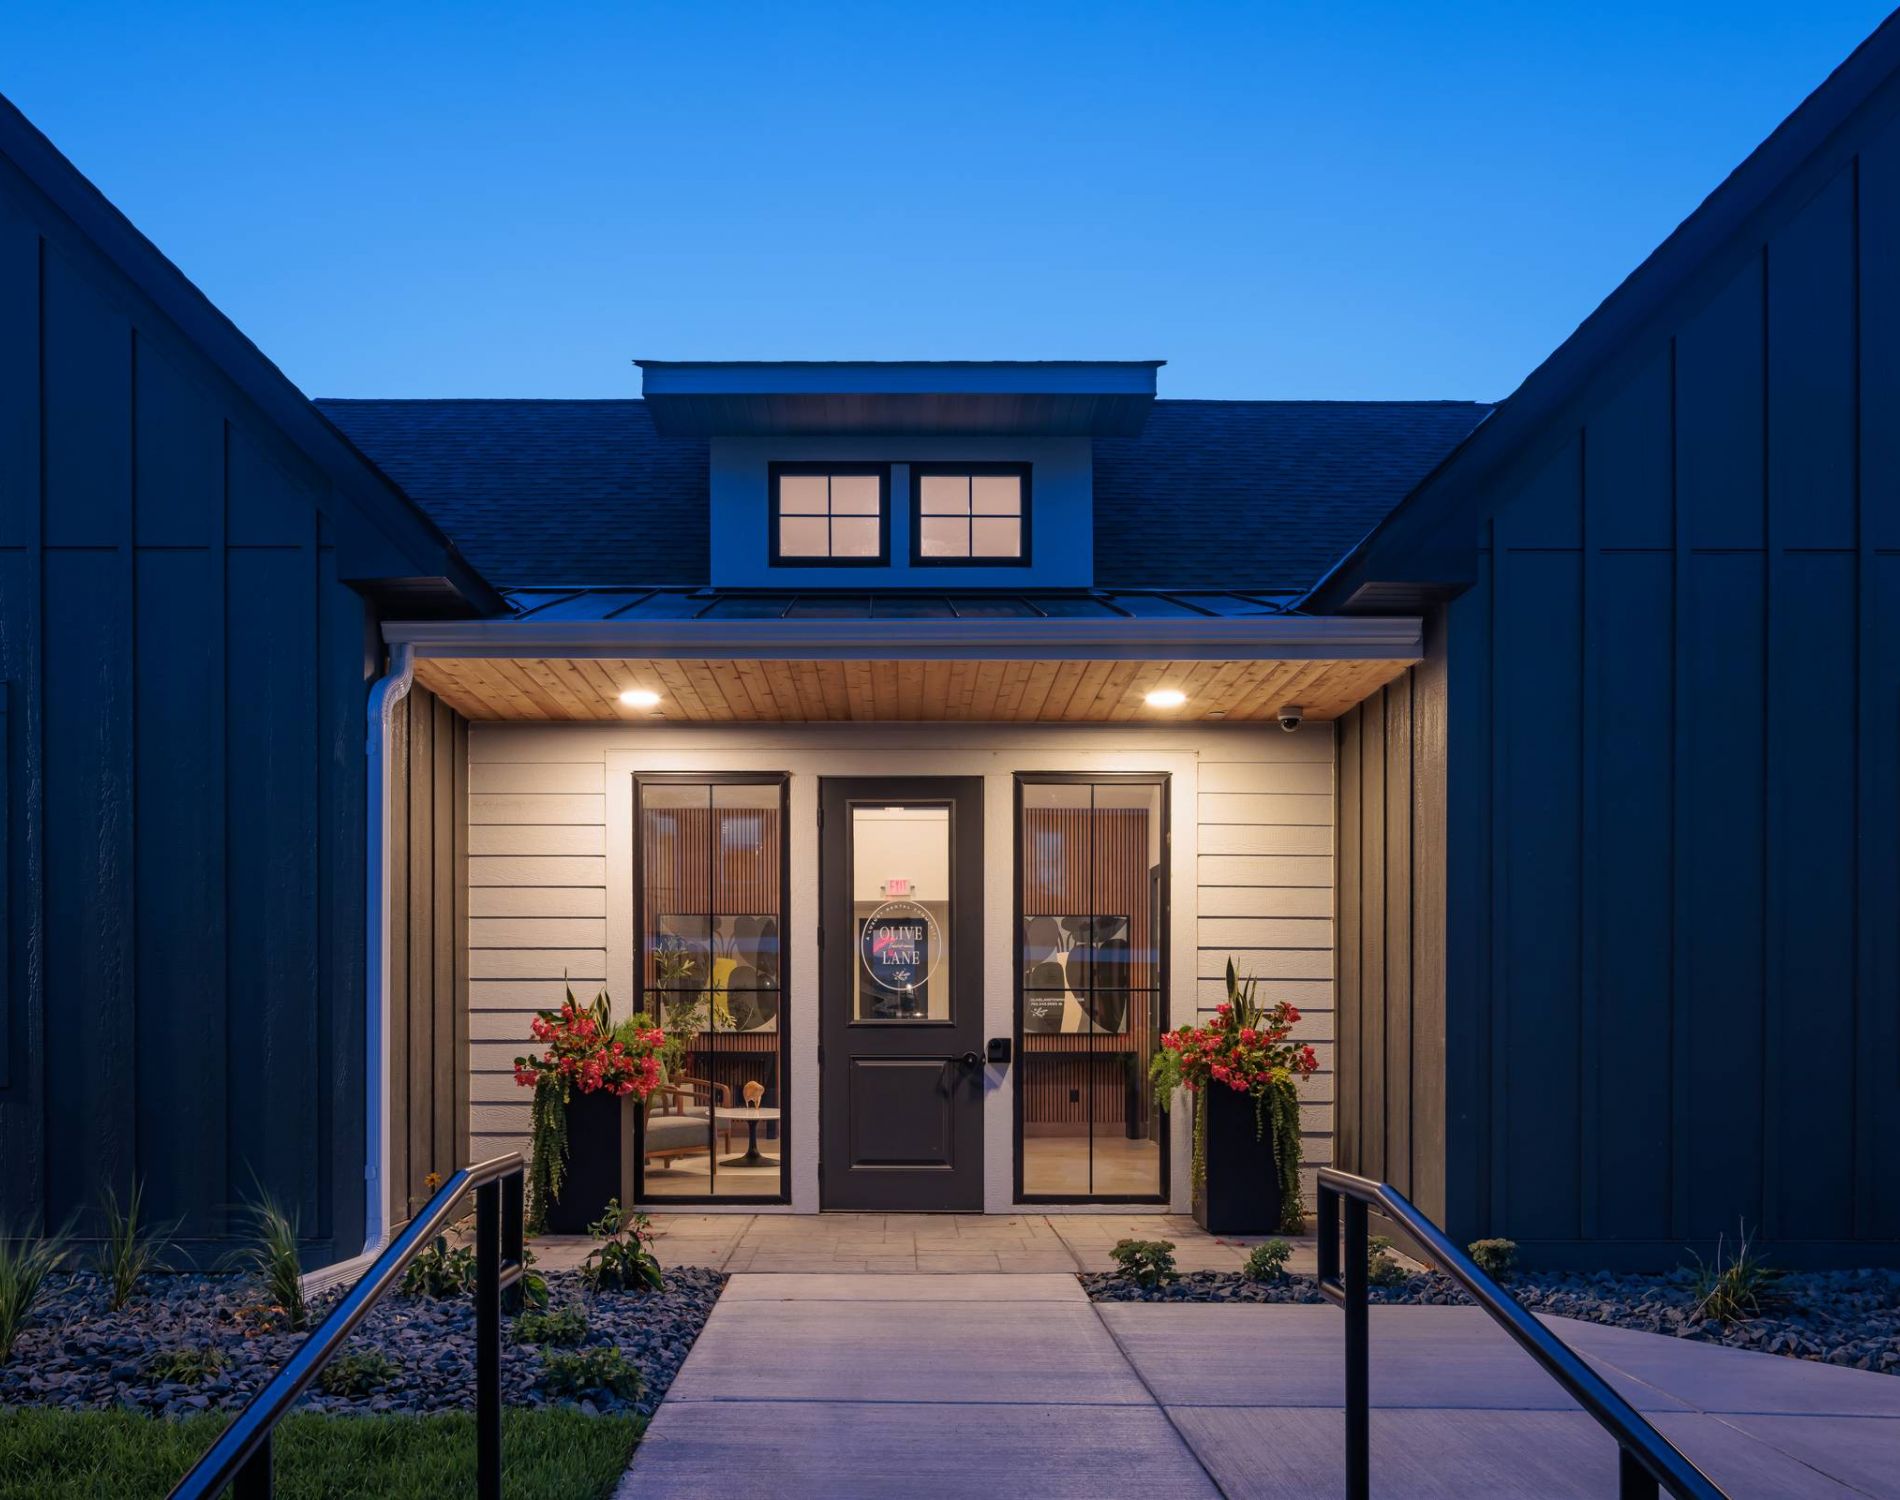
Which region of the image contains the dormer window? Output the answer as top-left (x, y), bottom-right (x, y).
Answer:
top-left (912, 464), bottom-right (1030, 565)
top-left (769, 463), bottom-right (889, 565)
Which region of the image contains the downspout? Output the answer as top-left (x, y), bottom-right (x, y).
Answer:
top-left (305, 640), bottom-right (414, 1295)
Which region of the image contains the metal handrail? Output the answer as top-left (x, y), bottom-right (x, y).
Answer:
top-left (1316, 1168), bottom-right (1727, 1500)
top-left (169, 1153), bottom-right (527, 1500)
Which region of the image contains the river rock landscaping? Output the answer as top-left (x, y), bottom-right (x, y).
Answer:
top-left (0, 1263), bottom-right (725, 1420)
top-left (1082, 1266), bottom-right (1900, 1375)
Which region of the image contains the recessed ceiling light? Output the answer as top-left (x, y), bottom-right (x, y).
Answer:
top-left (1145, 688), bottom-right (1187, 709)
top-left (619, 689), bottom-right (661, 708)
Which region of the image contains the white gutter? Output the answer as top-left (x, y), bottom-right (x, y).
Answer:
top-left (383, 613), bottom-right (1424, 663)
top-left (305, 641), bottom-right (414, 1296)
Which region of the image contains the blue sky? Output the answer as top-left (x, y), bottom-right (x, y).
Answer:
top-left (2, 3), bottom-right (1892, 401)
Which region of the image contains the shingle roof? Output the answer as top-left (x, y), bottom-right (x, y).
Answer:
top-left (1091, 400), bottom-right (1491, 591)
top-left (316, 399), bottom-right (709, 586)
top-left (316, 396), bottom-right (1489, 593)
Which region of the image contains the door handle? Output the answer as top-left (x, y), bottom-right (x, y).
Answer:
top-left (959, 1051), bottom-right (982, 1069)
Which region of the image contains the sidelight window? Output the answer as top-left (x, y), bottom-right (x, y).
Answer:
top-left (1016, 774), bottom-right (1168, 1201)
top-left (635, 775), bottom-right (789, 1202)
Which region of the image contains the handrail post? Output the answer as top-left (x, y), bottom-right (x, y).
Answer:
top-left (501, 1165), bottom-right (525, 1316)
top-left (232, 1432), bottom-right (272, 1499)
top-left (476, 1178), bottom-right (503, 1500)
top-left (1621, 1447), bottom-right (1661, 1499)
top-left (1343, 1194), bottom-right (1370, 1500)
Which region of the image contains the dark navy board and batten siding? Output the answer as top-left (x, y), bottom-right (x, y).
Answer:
top-left (1335, 617), bottom-right (1448, 1225)
top-left (1439, 106), bottom-right (1900, 1266)
top-left (386, 682), bottom-right (471, 1221)
top-left (0, 148), bottom-right (373, 1257)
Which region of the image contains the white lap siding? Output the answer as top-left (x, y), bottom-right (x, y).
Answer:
top-left (1195, 754), bottom-right (1337, 1204)
top-left (463, 722), bottom-right (1335, 1207)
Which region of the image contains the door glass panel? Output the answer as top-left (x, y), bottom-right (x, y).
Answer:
top-left (639, 779), bottom-right (785, 1201)
top-left (1019, 779), bottom-right (1165, 1199)
top-left (851, 804), bottom-right (952, 1021)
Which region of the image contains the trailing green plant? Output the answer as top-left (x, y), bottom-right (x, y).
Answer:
top-left (514, 1303), bottom-right (589, 1347)
top-left (144, 1346), bottom-right (229, 1385)
top-left (1242, 1239), bottom-right (1293, 1282)
top-left (1151, 958), bottom-right (1317, 1233)
top-left (1688, 1220), bottom-right (1780, 1324)
top-left (539, 1345), bottom-right (644, 1401)
top-left (401, 1233), bottom-right (477, 1299)
top-left (0, 1221), bottom-right (72, 1363)
top-left (580, 1200), bottom-right (664, 1294)
top-left (316, 1348), bottom-right (400, 1396)
top-left (223, 1191), bottom-right (308, 1332)
top-left (1108, 1238), bottom-right (1179, 1287)
top-left (1467, 1238), bottom-right (1518, 1280)
top-left (1367, 1235), bottom-right (1410, 1288)
top-left (1264, 1079), bottom-right (1304, 1233)
top-left (90, 1181), bottom-right (177, 1310)
top-left (526, 1078), bottom-right (569, 1235)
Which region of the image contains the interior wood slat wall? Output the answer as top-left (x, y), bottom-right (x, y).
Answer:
top-left (638, 797), bottom-right (784, 1108)
top-left (1019, 803), bottom-right (1161, 1129)
top-left (416, 657), bottom-right (1414, 724)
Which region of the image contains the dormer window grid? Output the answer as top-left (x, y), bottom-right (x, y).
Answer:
top-left (910, 462), bottom-right (1031, 566)
top-left (768, 462), bottom-right (891, 566)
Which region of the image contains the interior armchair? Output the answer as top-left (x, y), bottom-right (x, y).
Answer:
top-left (642, 1076), bottom-right (731, 1170)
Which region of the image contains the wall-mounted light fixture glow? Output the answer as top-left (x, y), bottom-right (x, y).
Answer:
top-left (619, 689), bottom-right (662, 708)
top-left (1144, 688), bottom-right (1187, 709)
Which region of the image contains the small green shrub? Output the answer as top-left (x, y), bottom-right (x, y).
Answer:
top-left (1467, 1237), bottom-right (1517, 1280)
top-left (316, 1348), bottom-right (400, 1396)
top-left (401, 1234), bottom-right (477, 1299)
top-left (224, 1192), bottom-right (307, 1331)
top-left (515, 1303), bottom-right (588, 1347)
top-left (580, 1201), bottom-right (663, 1294)
top-left (0, 1220), bottom-right (72, 1363)
top-left (144, 1346), bottom-right (229, 1385)
top-left (1689, 1220), bottom-right (1779, 1323)
top-left (517, 1244), bottom-right (550, 1311)
top-left (1108, 1238), bottom-right (1179, 1287)
top-left (540, 1345), bottom-right (643, 1401)
top-left (1367, 1235), bottom-right (1410, 1287)
top-left (91, 1181), bottom-right (176, 1310)
top-left (1242, 1239), bottom-right (1293, 1282)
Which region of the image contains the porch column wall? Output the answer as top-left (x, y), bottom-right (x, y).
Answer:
top-left (462, 720), bottom-right (1337, 1212)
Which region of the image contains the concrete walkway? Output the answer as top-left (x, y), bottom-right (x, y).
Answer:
top-left (621, 1273), bottom-right (1220, 1498)
top-left (620, 1273), bottom-right (1900, 1499)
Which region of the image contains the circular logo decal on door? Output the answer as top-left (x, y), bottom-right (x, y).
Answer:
top-left (858, 900), bottom-right (942, 998)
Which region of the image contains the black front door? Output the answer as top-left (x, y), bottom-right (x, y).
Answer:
top-left (819, 777), bottom-right (984, 1211)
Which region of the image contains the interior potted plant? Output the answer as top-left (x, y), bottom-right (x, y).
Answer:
top-left (1149, 958), bottom-right (1319, 1234)
top-left (514, 984), bottom-right (669, 1234)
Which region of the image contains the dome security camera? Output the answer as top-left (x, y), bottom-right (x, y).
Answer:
top-left (1277, 703), bottom-right (1304, 733)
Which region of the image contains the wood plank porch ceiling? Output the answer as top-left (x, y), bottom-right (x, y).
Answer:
top-left (412, 656), bottom-right (1412, 723)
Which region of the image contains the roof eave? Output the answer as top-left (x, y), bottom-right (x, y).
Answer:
top-left (383, 613), bottom-right (1423, 663)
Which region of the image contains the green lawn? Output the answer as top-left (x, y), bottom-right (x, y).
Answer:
top-left (0, 1407), bottom-right (642, 1500)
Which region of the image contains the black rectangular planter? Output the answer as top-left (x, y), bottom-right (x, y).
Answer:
top-left (1193, 1085), bottom-right (1285, 1234)
top-left (544, 1089), bottom-right (634, 1235)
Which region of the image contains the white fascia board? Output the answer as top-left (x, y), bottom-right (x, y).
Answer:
top-left (382, 614), bottom-right (1423, 663)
